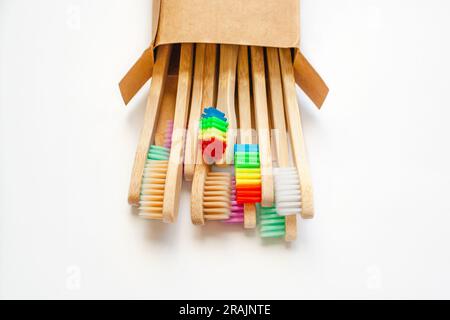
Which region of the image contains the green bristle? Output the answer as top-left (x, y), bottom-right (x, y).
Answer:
top-left (234, 163), bottom-right (260, 169)
top-left (200, 117), bottom-right (228, 132)
top-left (257, 204), bottom-right (286, 238)
top-left (149, 149), bottom-right (169, 157)
top-left (235, 151), bottom-right (260, 168)
top-left (148, 154), bottom-right (168, 161)
top-left (235, 156), bottom-right (260, 164)
top-left (150, 145), bottom-right (169, 152)
top-left (147, 145), bottom-right (170, 161)
top-left (148, 149), bottom-right (169, 157)
top-left (235, 160), bottom-right (260, 168)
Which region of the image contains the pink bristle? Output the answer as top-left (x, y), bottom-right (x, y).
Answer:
top-left (163, 120), bottom-right (174, 149)
top-left (224, 177), bottom-right (244, 224)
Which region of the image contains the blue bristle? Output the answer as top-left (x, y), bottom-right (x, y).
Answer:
top-left (202, 107), bottom-right (227, 122)
top-left (234, 144), bottom-right (259, 153)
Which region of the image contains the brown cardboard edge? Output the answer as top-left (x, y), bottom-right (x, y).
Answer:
top-left (119, 0), bottom-right (161, 105)
top-left (293, 50), bottom-right (329, 109)
top-left (119, 47), bottom-right (154, 105)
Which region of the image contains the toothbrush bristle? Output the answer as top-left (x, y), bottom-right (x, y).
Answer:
top-left (200, 107), bottom-right (228, 164)
top-left (274, 167), bottom-right (302, 216)
top-left (224, 177), bottom-right (244, 223)
top-left (203, 172), bottom-right (231, 221)
top-left (257, 204), bottom-right (286, 238)
top-left (234, 144), bottom-right (262, 204)
top-left (138, 145), bottom-right (170, 220)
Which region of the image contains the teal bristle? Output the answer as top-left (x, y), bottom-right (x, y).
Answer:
top-left (147, 145), bottom-right (170, 161)
top-left (257, 204), bottom-right (286, 238)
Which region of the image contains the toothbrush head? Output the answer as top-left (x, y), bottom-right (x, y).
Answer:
top-left (138, 145), bottom-right (170, 220)
top-left (234, 144), bottom-right (262, 204)
top-left (200, 107), bottom-right (228, 164)
top-left (273, 167), bottom-right (302, 216)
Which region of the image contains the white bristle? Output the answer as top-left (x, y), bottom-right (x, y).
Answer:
top-left (138, 160), bottom-right (168, 220)
top-left (274, 167), bottom-right (302, 216)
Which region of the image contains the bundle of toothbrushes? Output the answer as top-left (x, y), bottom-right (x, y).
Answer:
top-left (120, 0), bottom-right (328, 242)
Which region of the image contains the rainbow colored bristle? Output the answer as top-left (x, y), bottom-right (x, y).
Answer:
top-left (234, 144), bottom-right (261, 204)
top-left (257, 204), bottom-right (286, 238)
top-left (199, 107), bottom-right (228, 163)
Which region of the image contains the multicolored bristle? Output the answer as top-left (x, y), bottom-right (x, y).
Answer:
top-left (257, 204), bottom-right (286, 238)
top-left (223, 177), bottom-right (244, 224)
top-left (234, 144), bottom-right (262, 204)
top-left (199, 107), bottom-right (228, 163)
top-left (138, 146), bottom-right (170, 220)
top-left (274, 167), bottom-right (302, 216)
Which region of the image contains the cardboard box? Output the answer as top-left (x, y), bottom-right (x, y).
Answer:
top-left (119, 0), bottom-right (328, 108)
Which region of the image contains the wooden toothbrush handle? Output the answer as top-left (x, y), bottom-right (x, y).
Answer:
top-left (184, 44), bottom-right (206, 181)
top-left (266, 47), bottom-right (290, 167)
top-left (128, 45), bottom-right (172, 205)
top-left (190, 44), bottom-right (218, 225)
top-left (237, 46), bottom-right (256, 229)
top-left (154, 75), bottom-right (177, 147)
top-left (250, 46), bottom-right (274, 207)
top-left (217, 44), bottom-right (238, 165)
top-left (237, 46), bottom-right (253, 144)
top-left (162, 43), bottom-right (194, 223)
top-left (266, 47), bottom-right (297, 241)
top-left (202, 44), bottom-right (219, 110)
top-left (191, 162), bottom-right (210, 225)
top-left (279, 48), bottom-right (314, 219)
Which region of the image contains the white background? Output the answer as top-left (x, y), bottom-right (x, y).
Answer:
top-left (1, 0), bottom-right (450, 299)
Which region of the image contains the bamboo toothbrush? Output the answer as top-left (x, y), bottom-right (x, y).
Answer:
top-left (162, 43), bottom-right (194, 223)
top-left (266, 47), bottom-right (298, 241)
top-left (200, 106), bottom-right (231, 221)
top-left (249, 46), bottom-right (274, 207)
top-left (128, 45), bottom-right (172, 206)
top-left (233, 46), bottom-right (257, 228)
top-left (192, 159), bottom-right (232, 224)
top-left (199, 45), bottom-right (238, 220)
top-left (256, 56), bottom-right (288, 240)
top-left (191, 44), bottom-right (236, 224)
top-left (279, 48), bottom-right (314, 219)
top-left (216, 44), bottom-right (239, 165)
top-left (138, 74), bottom-right (177, 219)
top-left (191, 44), bottom-right (219, 225)
top-left (184, 44), bottom-right (206, 181)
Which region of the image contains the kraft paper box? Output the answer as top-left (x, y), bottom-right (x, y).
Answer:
top-left (119, 0), bottom-right (329, 108)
